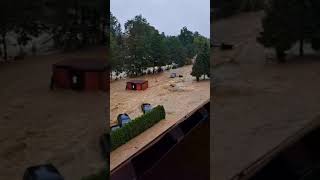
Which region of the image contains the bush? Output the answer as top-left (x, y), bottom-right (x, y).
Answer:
top-left (110, 105), bottom-right (166, 151)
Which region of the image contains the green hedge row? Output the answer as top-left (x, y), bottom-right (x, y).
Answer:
top-left (110, 105), bottom-right (166, 151)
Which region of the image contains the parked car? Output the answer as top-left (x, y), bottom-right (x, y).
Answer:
top-left (23, 164), bottom-right (64, 180)
top-left (117, 113), bottom-right (131, 127)
top-left (178, 75), bottom-right (183, 77)
top-left (141, 103), bottom-right (153, 114)
top-left (111, 125), bottom-right (120, 131)
top-left (170, 73), bottom-right (177, 78)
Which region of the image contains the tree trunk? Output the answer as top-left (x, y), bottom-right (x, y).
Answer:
top-left (276, 49), bottom-right (286, 63)
top-left (1, 33), bottom-right (7, 60)
top-left (196, 77), bottom-right (199, 81)
top-left (299, 38), bottom-right (304, 57)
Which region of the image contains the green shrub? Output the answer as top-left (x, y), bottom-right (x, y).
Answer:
top-left (110, 105), bottom-right (166, 151)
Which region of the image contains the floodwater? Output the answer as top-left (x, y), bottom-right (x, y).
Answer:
top-left (0, 47), bottom-right (107, 180)
top-left (213, 11), bottom-right (320, 180)
top-left (110, 65), bottom-right (210, 126)
top-left (110, 64), bottom-right (210, 170)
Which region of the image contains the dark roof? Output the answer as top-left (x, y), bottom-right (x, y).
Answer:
top-left (53, 58), bottom-right (108, 71)
top-left (127, 80), bottom-right (148, 84)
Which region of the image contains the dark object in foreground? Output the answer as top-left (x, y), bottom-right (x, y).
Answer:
top-left (23, 164), bottom-right (64, 180)
top-left (141, 103), bottom-right (153, 114)
top-left (232, 118), bottom-right (320, 180)
top-left (117, 113), bottom-right (131, 127)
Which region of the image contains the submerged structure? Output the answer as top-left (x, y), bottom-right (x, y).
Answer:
top-left (126, 80), bottom-right (148, 91)
top-left (52, 58), bottom-right (108, 91)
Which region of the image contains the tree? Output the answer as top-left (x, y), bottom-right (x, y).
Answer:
top-left (124, 15), bottom-right (153, 76)
top-left (193, 32), bottom-right (210, 54)
top-left (110, 12), bottom-right (125, 76)
top-left (257, 0), bottom-right (316, 62)
top-left (213, 0), bottom-right (264, 19)
top-left (165, 36), bottom-right (187, 67)
top-left (178, 27), bottom-right (196, 59)
top-left (110, 13), bottom-right (207, 78)
top-left (191, 43), bottom-right (210, 81)
top-left (0, 0), bottom-right (44, 60)
top-left (44, 0), bottom-right (107, 50)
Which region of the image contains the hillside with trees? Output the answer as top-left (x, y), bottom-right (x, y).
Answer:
top-left (110, 13), bottom-right (209, 78)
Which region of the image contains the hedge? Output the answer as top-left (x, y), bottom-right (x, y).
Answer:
top-left (110, 105), bottom-right (166, 151)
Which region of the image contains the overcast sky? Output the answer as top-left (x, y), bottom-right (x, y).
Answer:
top-left (111, 0), bottom-right (210, 38)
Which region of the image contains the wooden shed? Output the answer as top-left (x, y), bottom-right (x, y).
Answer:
top-left (126, 80), bottom-right (148, 91)
top-left (52, 58), bottom-right (109, 91)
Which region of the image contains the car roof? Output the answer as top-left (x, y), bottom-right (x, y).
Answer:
top-left (31, 166), bottom-right (63, 180)
top-left (118, 114), bottom-right (130, 118)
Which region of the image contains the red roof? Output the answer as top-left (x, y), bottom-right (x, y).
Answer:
top-left (127, 80), bottom-right (148, 84)
top-left (53, 58), bottom-right (108, 71)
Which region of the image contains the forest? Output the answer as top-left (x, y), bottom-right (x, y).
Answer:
top-left (212, 0), bottom-right (265, 19)
top-left (0, 0), bottom-right (108, 60)
top-left (110, 13), bottom-right (210, 78)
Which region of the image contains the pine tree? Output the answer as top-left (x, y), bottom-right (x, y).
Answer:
top-left (191, 43), bottom-right (210, 81)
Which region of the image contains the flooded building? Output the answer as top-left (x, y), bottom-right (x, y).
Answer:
top-left (126, 80), bottom-right (148, 90)
top-left (52, 58), bottom-right (108, 91)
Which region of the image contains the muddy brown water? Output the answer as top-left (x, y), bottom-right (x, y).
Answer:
top-left (110, 65), bottom-right (210, 127)
top-left (213, 12), bottom-right (320, 180)
top-left (0, 47), bottom-right (107, 180)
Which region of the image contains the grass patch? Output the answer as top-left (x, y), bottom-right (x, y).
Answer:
top-left (110, 105), bottom-right (166, 151)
